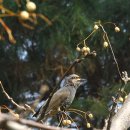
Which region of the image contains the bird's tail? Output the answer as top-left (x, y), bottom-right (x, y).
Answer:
top-left (33, 99), bottom-right (48, 118)
top-left (33, 106), bottom-right (41, 117)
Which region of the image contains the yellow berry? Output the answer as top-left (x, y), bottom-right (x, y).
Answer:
top-left (115, 27), bottom-right (120, 32)
top-left (66, 120), bottom-right (72, 125)
top-left (125, 96), bottom-right (128, 99)
top-left (62, 120), bottom-right (71, 126)
top-left (15, 114), bottom-right (19, 119)
top-left (103, 41), bottom-right (108, 48)
top-left (83, 52), bottom-right (88, 56)
top-left (118, 97), bottom-right (124, 102)
top-left (88, 113), bottom-right (93, 119)
top-left (62, 120), bottom-right (67, 125)
top-left (76, 47), bottom-right (81, 52)
top-left (86, 47), bottom-right (90, 53)
top-left (26, 1), bottom-right (36, 12)
top-left (86, 123), bottom-right (91, 128)
top-left (82, 46), bottom-right (87, 52)
top-left (94, 25), bottom-right (99, 30)
top-left (20, 11), bottom-right (29, 20)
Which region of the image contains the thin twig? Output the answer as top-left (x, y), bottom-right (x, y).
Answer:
top-left (37, 13), bottom-right (52, 26)
top-left (99, 24), bottom-right (122, 80)
top-left (77, 30), bottom-right (96, 47)
top-left (67, 110), bottom-right (84, 118)
top-left (0, 81), bottom-right (25, 110)
top-left (68, 108), bottom-right (86, 115)
top-left (57, 113), bottom-right (64, 127)
top-left (0, 81), bottom-right (35, 113)
top-left (62, 111), bottom-right (79, 130)
top-left (0, 18), bottom-right (16, 44)
top-left (0, 5), bottom-right (16, 15)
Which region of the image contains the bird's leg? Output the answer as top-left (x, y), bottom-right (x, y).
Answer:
top-left (57, 111), bottom-right (64, 127)
top-left (60, 105), bottom-right (67, 112)
top-left (57, 106), bottom-right (68, 127)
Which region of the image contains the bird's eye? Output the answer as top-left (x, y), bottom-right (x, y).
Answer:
top-left (72, 76), bottom-right (79, 79)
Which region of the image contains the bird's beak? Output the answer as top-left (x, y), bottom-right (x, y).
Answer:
top-left (78, 78), bottom-right (87, 85)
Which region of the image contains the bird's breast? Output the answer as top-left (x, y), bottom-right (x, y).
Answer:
top-left (65, 87), bottom-right (76, 107)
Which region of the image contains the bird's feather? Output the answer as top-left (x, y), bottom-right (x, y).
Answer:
top-left (45, 87), bottom-right (71, 115)
top-left (35, 87), bottom-right (71, 121)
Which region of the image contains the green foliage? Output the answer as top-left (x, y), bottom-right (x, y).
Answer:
top-left (0, 0), bottom-right (130, 128)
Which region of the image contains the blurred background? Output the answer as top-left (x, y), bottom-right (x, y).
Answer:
top-left (0, 0), bottom-right (130, 129)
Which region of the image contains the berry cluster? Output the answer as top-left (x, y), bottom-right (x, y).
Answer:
top-left (76, 23), bottom-right (120, 57)
top-left (20, 1), bottom-right (36, 20)
top-left (76, 46), bottom-right (90, 56)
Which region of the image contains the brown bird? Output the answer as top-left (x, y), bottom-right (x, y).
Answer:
top-left (34, 74), bottom-right (87, 122)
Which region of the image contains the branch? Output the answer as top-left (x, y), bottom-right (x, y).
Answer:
top-left (109, 93), bottom-right (130, 130)
top-left (106, 96), bottom-right (118, 130)
top-left (0, 18), bottom-right (16, 44)
top-left (99, 23), bottom-right (122, 80)
top-left (0, 113), bottom-right (71, 130)
top-left (0, 81), bottom-right (35, 113)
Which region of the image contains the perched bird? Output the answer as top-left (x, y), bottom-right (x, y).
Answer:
top-left (34, 74), bottom-right (87, 122)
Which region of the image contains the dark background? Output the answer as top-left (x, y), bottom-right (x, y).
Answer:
top-left (0, 0), bottom-right (130, 129)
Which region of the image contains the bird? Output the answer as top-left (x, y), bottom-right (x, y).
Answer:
top-left (33, 74), bottom-right (87, 122)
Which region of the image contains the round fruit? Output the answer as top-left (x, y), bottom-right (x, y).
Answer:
top-left (66, 120), bottom-right (72, 125)
top-left (82, 46), bottom-right (87, 52)
top-left (125, 96), bottom-right (128, 99)
top-left (115, 27), bottom-right (120, 32)
top-left (94, 25), bottom-right (99, 30)
top-left (20, 11), bottom-right (29, 20)
top-left (76, 47), bottom-right (81, 52)
top-left (86, 47), bottom-right (90, 53)
top-left (62, 120), bottom-right (71, 125)
top-left (26, 1), bottom-right (36, 12)
top-left (88, 113), bottom-right (93, 119)
top-left (15, 114), bottom-right (20, 119)
top-left (83, 52), bottom-right (88, 56)
top-left (103, 41), bottom-right (108, 48)
top-left (86, 123), bottom-right (91, 128)
top-left (118, 97), bottom-right (124, 102)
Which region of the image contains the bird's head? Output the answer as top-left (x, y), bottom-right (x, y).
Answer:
top-left (64, 74), bottom-right (87, 89)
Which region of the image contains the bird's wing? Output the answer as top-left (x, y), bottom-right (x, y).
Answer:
top-left (33, 99), bottom-right (48, 117)
top-left (45, 87), bottom-right (70, 115)
top-left (34, 87), bottom-right (70, 119)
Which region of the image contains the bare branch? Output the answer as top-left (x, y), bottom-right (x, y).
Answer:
top-left (0, 113), bottom-right (71, 130)
top-left (99, 23), bottom-right (122, 80)
top-left (109, 93), bottom-right (130, 130)
top-left (0, 18), bottom-right (16, 44)
top-left (0, 81), bottom-right (35, 113)
top-left (106, 96), bottom-right (118, 130)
